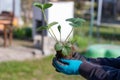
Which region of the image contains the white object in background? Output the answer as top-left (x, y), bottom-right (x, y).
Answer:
top-left (97, 0), bottom-right (103, 26)
top-left (48, 1), bottom-right (74, 41)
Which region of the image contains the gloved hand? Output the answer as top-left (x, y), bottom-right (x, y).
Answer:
top-left (72, 52), bottom-right (88, 62)
top-left (52, 58), bottom-right (83, 75)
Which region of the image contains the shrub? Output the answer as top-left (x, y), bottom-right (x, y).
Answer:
top-left (13, 27), bottom-right (32, 40)
top-left (71, 35), bottom-right (89, 50)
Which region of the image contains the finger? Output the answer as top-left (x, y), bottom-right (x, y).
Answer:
top-left (72, 52), bottom-right (81, 60)
top-left (56, 68), bottom-right (71, 75)
top-left (53, 58), bottom-right (70, 75)
top-left (52, 58), bottom-right (60, 68)
top-left (53, 60), bottom-right (62, 72)
top-left (60, 59), bottom-right (70, 64)
top-left (56, 68), bottom-right (68, 75)
top-left (55, 69), bottom-right (61, 72)
top-left (53, 58), bottom-right (67, 66)
top-left (53, 58), bottom-right (67, 70)
top-left (72, 52), bottom-right (77, 57)
top-left (52, 57), bottom-right (56, 67)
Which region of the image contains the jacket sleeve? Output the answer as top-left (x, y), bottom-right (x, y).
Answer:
top-left (79, 61), bottom-right (120, 80)
top-left (87, 57), bottom-right (120, 69)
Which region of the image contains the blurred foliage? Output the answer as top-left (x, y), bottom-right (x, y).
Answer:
top-left (13, 27), bottom-right (32, 40)
top-left (72, 21), bottom-right (120, 51)
top-left (74, 0), bottom-right (91, 18)
top-left (71, 35), bottom-right (89, 50)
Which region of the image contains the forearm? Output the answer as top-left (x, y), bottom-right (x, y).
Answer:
top-left (87, 57), bottom-right (120, 69)
top-left (79, 62), bottom-right (120, 80)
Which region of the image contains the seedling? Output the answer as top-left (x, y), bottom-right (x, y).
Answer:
top-left (34, 2), bottom-right (85, 59)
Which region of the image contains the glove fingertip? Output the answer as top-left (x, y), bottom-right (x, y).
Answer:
top-left (60, 59), bottom-right (69, 62)
top-left (56, 69), bottom-right (61, 72)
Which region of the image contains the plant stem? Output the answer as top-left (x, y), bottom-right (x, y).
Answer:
top-left (42, 10), bottom-right (58, 42)
top-left (65, 28), bottom-right (74, 42)
top-left (50, 28), bottom-right (58, 41)
top-left (48, 30), bottom-right (58, 41)
top-left (60, 31), bottom-right (61, 42)
top-left (42, 10), bottom-right (47, 24)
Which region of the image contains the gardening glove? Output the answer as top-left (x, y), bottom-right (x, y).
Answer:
top-left (52, 58), bottom-right (83, 75)
top-left (72, 52), bottom-right (88, 62)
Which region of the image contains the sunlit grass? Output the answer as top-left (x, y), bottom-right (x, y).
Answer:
top-left (0, 55), bottom-right (85, 80)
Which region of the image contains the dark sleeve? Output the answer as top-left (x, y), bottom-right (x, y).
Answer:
top-left (88, 57), bottom-right (120, 69)
top-left (79, 61), bottom-right (120, 80)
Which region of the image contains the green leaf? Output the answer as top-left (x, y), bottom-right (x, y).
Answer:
top-left (37, 26), bottom-right (48, 31)
top-left (54, 42), bottom-right (63, 51)
top-left (43, 3), bottom-right (53, 10)
top-left (34, 3), bottom-right (53, 11)
top-left (48, 22), bottom-right (58, 29)
top-left (33, 2), bottom-right (43, 10)
top-left (65, 46), bottom-right (72, 55)
top-left (57, 25), bottom-right (61, 33)
top-left (66, 18), bottom-right (86, 27)
top-left (76, 18), bottom-right (86, 23)
top-left (66, 18), bottom-right (76, 23)
top-left (69, 23), bottom-right (80, 27)
top-left (62, 46), bottom-right (71, 56)
top-left (61, 42), bottom-right (72, 56)
top-left (62, 47), bottom-right (68, 56)
top-left (65, 42), bottom-right (72, 48)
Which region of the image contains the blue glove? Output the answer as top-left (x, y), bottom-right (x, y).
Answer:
top-left (53, 58), bottom-right (83, 75)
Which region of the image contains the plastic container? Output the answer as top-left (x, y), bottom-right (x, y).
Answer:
top-left (84, 44), bottom-right (120, 58)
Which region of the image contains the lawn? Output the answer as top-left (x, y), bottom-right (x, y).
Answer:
top-left (0, 55), bottom-right (85, 80)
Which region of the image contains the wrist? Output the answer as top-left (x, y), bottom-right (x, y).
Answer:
top-left (78, 61), bottom-right (98, 78)
top-left (76, 61), bottom-right (83, 74)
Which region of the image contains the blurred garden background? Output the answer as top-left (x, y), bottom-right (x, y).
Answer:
top-left (0, 0), bottom-right (120, 80)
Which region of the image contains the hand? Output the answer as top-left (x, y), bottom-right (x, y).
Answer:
top-left (52, 58), bottom-right (83, 75)
top-left (72, 52), bottom-right (88, 62)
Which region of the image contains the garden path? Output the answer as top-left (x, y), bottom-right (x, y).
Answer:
top-left (0, 38), bottom-right (44, 62)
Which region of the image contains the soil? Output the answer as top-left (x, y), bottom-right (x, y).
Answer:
top-left (56, 46), bottom-right (75, 59)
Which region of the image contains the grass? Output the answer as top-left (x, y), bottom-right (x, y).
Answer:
top-left (0, 55), bottom-right (85, 80)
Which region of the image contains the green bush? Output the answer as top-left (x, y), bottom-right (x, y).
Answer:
top-left (23, 27), bottom-right (32, 38)
top-left (71, 35), bottom-right (89, 49)
top-left (13, 27), bottom-right (32, 40)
